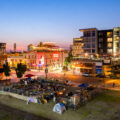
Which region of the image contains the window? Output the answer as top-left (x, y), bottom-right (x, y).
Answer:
top-left (92, 31), bottom-right (95, 36)
top-left (87, 44), bottom-right (91, 48)
top-left (100, 49), bottom-right (103, 53)
top-left (116, 36), bottom-right (119, 41)
top-left (107, 43), bottom-right (112, 48)
top-left (114, 42), bottom-right (119, 47)
top-left (107, 32), bottom-right (112, 37)
top-left (92, 38), bottom-right (95, 42)
top-left (99, 44), bottom-right (102, 48)
top-left (116, 31), bottom-right (120, 35)
top-left (114, 31), bottom-right (120, 35)
top-left (99, 38), bottom-right (103, 42)
top-left (92, 44), bottom-right (95, 48)
top-left (99, 32), bottom-right (103, 36)
top-left (92, 49), bottom-right (95, 53)
top-left (107, 38), bottom-right (112, 42)
top-left (107, 49), bottom-right (112, 53)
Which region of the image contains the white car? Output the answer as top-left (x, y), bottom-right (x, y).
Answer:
top-left (82, 73), bottom-right (91, 77)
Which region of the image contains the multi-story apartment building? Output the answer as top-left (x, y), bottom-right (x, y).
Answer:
top-left (72, 37), bottom-right (84, 57)
top-left (79, 28), bottom-right (98, 55)
top-left (74, 27), bottom-right (120, 57)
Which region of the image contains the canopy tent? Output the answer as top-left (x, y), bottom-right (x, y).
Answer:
top-left (78, 83), bottom-right (88, 88)
top-left (25, 74), bottom-right (35, 78)
top-left (53, 103), bottom-right (66, 114)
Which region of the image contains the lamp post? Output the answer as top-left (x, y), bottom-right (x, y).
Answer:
top-left (45, 56), bottom-right (48, 80)
top-left (38, 64), bottom-right (41, 72)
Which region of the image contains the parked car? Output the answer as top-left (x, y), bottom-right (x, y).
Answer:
top-left (82, 73), bottom-right (91, 77)
top-left (96, 74), bottom-right (106, 78)
top-left (109, 75), bottom-right (119, 79)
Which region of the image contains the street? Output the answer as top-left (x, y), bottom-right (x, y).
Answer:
top-left (7, 69), bottom-right (120, 90)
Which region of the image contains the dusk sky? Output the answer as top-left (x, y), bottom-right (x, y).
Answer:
top-left (0, 0), bottom-right (120, 51)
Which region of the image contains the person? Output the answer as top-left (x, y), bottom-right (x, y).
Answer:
top-left (53, 95), bottom-right (56, 102)
top-left (113, 82), bottom-right (115, 88)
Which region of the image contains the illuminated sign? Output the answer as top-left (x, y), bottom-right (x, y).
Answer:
top-left (53, 54), bottom-right (59, 58)
top-left (32, 64), bottom-right (36, 66)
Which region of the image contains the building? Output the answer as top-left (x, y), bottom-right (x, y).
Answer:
top-left (0, 43), bottom-right (7, 77)
top-left (98, 29), bottom-right (113, 55)
top-left (79, 28), bottom-right (98, 55)
top-left (27, 42), bottom-right (65, 52)
top-left (72, 37), bottom-right (84, 57)
top-left (7, 55), bottom-right (28, 68)
top-left (74, 27), bottom-right (120, 57)
top-left (23, 50), bottom-right (68, 71)
top-left (0, 43), bottom-right (6, 55)
top-left (113, 27), bottom-right (120, 55)
top-left (0, 55), bottom-right (7, 68)
top-left (72, 57), bottom-right (103, 75)
top-left (8, 42), bottom-right (68, 71)
top-left (14, 43), bottom-right (16, 53)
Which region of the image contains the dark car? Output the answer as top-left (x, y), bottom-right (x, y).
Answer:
top-left (110, 75), bottom-right (119, 79)
top-left (96, 74), bottom-right (106, 78)
top-left (82, 73), bottom-right (92, 77)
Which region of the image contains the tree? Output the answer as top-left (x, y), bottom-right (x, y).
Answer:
top-left (3, 62), bottom-right (11, 79)
top-left (64, 47), bottom-right (73, 67)
top-left (16, 63), bottom-right (27, 78)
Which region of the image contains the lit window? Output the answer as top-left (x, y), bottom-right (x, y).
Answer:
top-left (116, 36), bottom-right (119, 40)
top-left (107, 32), bottom-right (112, 37)
top-left (107, 38), bottom-right (112, 42)
top-left (107, 43), bottom-right (112, 48)
top-left (107, 49), bottom-right (112, 53)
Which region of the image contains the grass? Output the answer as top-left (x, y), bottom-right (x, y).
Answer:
top-left (0, 90), bottom-right (120, 120)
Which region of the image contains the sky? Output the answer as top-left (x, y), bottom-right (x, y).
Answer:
top-left (0, 0), bottom-right (120, 51)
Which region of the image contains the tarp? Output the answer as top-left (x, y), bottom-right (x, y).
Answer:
top-left (78, 83), bottom-right (87, 88)
top-left (41, 81), bottom-right (47, 83)
top-left (28, 97), bottom-right (37, 103)
top-left (53, 103), bottom-right (66, 114)
top-left (25, 74), bottom-right (34, 78)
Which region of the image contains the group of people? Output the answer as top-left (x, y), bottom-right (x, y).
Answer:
top-left (2, 78), bottom-right (100, 111)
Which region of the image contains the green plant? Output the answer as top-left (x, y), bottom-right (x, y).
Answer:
top-left (16, 63), bottom-right (27, 78)
top-left (3, 62), bottom-right (11, 79)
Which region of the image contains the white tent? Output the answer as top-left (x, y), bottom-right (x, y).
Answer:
top-left (53, 103), bottom-right (66, 114)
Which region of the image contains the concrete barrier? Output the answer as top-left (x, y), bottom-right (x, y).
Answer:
top-left (0, 90), bottom-right (37, 103)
